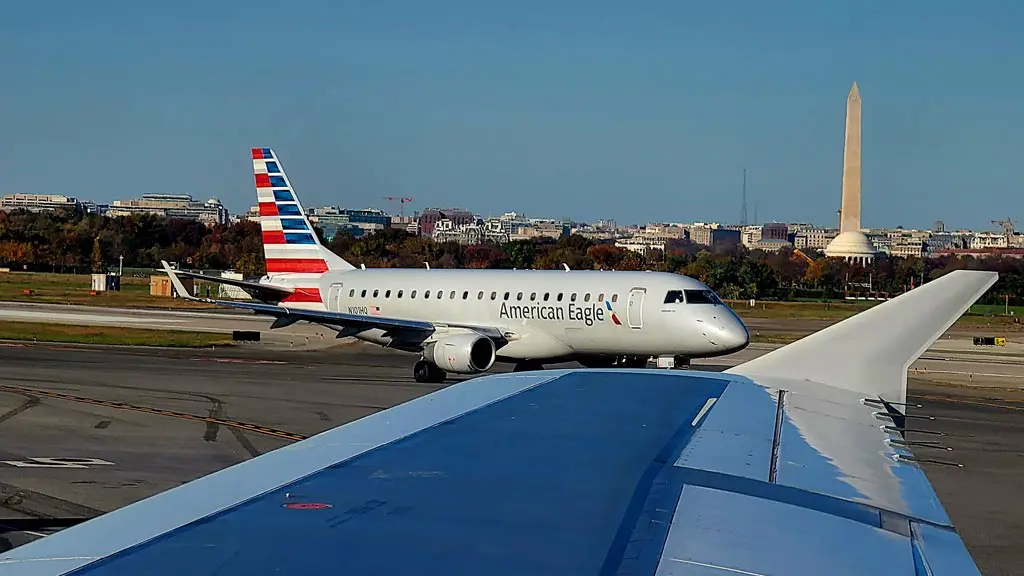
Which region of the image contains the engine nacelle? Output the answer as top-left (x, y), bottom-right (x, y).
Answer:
top-left (427, 333), bottom-right (496, 374)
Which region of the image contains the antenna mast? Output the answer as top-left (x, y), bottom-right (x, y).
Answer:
top-left (740, 168), bottom-right (748, 226)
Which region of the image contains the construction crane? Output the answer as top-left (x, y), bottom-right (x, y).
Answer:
top-left (383, 196), bottom-right (414, 217)
top-left (992, 218), bottom-right (1016, 236)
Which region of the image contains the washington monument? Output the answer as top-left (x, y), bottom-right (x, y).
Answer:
top-left (825, 81), bottom-right (877, 263)
top-left (839, 82), bottom-right (862, 233)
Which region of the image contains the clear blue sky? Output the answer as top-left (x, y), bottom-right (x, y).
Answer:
top-left (1, 1), bottom-right (1021, 230)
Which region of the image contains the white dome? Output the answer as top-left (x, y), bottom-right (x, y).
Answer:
top-left (824, 230), bottom-right (878, 259)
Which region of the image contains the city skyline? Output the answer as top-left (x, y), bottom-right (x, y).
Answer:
top-left (1, 2), bottom-right (1021, 230)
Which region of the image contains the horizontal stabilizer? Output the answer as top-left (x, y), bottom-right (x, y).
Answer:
top-left (727, 270), bottom-right (998, 405)
top-left (167, 267), bottom-right (295, 302)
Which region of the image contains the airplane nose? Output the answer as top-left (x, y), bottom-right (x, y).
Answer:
top-left (716, 316), bottom-right (750, 352)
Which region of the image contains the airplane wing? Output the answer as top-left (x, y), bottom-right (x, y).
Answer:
top-left (159, 261), bottom-right (506, 342)
top-left (0, 270), bottom-right (994, 575)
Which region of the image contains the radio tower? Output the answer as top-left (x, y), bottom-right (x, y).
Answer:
top-left (740, 168), bottom-right (748, 226)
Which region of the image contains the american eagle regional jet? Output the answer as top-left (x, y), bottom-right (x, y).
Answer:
top-left (161, 148), bottom-right (749, 382)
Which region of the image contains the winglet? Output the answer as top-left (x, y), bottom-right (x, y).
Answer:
top-left (161, 260), bottom-right (199, 301)
top-left (727, 270), bottom-right (998, 405)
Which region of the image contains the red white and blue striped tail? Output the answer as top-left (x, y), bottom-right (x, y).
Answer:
top-left (252, 147), bottom-right (355, 276)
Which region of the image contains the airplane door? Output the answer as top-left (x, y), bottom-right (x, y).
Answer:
top-left (328, 283), bottom-right (343, 312)
top-left (627, 288), bottom-right (645, 329)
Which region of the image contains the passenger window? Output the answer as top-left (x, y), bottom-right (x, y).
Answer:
top-left (611, 294), bottom-right (618, 302)
top-left (504, 292), bottom-right (510, 300)
top-left (477, 291), bottom-right (484, 299)
top-left (438, 291), bottom-right (443, 299)
top-left (584, 293), bottom-right (590, 302)
top-left (491, 291), bottom-right (497, 300)
top-left (530, 292), bottom-right (536, 301)
top-left (397, 290), bottom-right (403, 298)
top-left (517, 292), bottom-right (523, 301)
top-left (557, 293), bottom-right (563, 301)
top-left (450, 291), bottom-right (456, 299)
top-left (462, 291), bottom-right (469, 299)
top-left (361, 289), bottom-right (367, 298)
top-left (570, 293), bottom-right (577, 302)
top-left (598, 293), bottom-right (604, 302)
top-left (411, 290), bottom-right (417, 298)
top-left (664, 290), bottom-right (684, 304)
top-left (373, 289), bottom-right (379, 297)
top-left (543, 293), bottom-right (550, 301)
top-left (424, 290), bottom-right (430, 298)
top-left (349, 289), bottom-right (354, 297)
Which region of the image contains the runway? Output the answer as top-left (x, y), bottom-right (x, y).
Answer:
top-left (1, 342), bottom-right (1022, 573)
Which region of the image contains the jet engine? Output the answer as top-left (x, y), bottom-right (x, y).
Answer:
top-left (427, 333), bottom-right (496, 374)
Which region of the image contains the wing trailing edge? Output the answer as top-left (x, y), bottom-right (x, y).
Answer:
top-left (727, 269), bottom-right (998, 405)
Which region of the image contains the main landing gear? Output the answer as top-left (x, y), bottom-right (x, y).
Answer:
top-left (513, 360), bottom-right (544, 372)
top-left (413, 359), bottom-right (447, 384)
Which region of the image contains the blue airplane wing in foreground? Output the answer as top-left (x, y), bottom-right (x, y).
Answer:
top-left (0, 270), bottom-right (995, 576)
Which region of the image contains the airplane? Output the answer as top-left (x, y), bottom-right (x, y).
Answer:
top-left (0, 269), bottom-right (993, 575)
top-left (158, 147), bottom-right (749, 383)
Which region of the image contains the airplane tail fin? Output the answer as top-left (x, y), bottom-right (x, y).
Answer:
top-left (252, 147), bottom-right (356, 275)
top-left (727, 270), bottom-right (998, 405)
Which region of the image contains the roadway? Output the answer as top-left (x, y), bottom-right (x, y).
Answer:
top-left (0, 341), bottom-right (1021, 574)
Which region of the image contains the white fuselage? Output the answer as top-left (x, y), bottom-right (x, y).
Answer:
top-left (270, 268), bottom-right (749, 362)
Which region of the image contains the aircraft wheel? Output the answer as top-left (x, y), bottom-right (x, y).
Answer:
top-left (413, 360), bottom-right (432, 383)
top-left (513, 361), bottom-right (544, 372)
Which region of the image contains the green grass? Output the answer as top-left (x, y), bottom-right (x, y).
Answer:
top-left (0, 321), bottom-right (234, 347)
top-left (0, 271), bottom-right (217, 309)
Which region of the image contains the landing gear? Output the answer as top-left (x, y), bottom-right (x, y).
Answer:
top-left (513, 360), bottom-right (544, 372)
top-left (413, 359), bottom-right (447, 383)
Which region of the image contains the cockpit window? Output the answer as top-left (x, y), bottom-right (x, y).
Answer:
top-left (683, 289), bottom-right (722, 305)
top-left (664, 290), bottom-right (685, 304)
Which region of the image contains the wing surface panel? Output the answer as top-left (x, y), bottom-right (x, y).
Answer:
top-left (656, 484), bottom-right (914, 576)
top-left (3, 371), bottom-right (728, 576)
top-left (673, 381), bottom-right (777, 480)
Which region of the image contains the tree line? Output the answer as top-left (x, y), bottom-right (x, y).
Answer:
top-left (1, 208), bottom-right (1021, 306)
